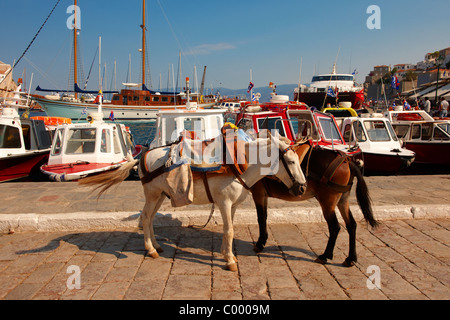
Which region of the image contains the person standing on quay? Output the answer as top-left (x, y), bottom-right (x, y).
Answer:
top-left (439, 97), bottom-right (449, 118)
top-left (424, 97), bottom-right (431, 114)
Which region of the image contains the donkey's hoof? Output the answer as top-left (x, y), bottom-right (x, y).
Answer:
top-left (253, 243), bottom-right (265, 253)
top-left (342, 259), bottom-right (355, 268)
top-left (226, 263), bottom-right (238, 272)
top-left (148, 250), bottom-right (160, 259)
top-left (315, 257), bottom-right (327, 265)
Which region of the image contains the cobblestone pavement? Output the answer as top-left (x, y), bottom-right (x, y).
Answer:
top-left (0, 219), bottom-right (449, 300)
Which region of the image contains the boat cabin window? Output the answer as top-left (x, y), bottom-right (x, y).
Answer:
top-left (21, 124), bottom-right (32, 150)
top-left (343, 124), bottom-right (352, 143)
top-left (318, 118), bottom-right (342, 142)
top-left (363, 121), bottom-right (390, 141)
top-left (438, 123), bottom-right (450, 135)
top-left (112, 96), bottom-right (120, 102)
top-left (434, 126), bottom-right (450, 141)
top-left (392, 124), bottom-right (410, 139)
top-left (0, 125), bottom-right (21, 149)
top-left (66, 128), bottom-right (96, 154)
top-left (162, 97), bottom-right (169, 103)
top-left (101, 129), bottom-right (112, 153)
top-left (113, 130), bottom-right (122, 154)
top-left (224, 113), bottom-right (237, 125)
top-left (386, 121), bottom-right (399, 141)
top-left (257, 117), bottom-right (286, 137)
top-left (237, 118), bottom-right (253, 132)
top-left (353, 121), bottom-right (367, 142)
top-left (153, 97), bottom-right (160, 102)
top-left (312, 75), bottom-right (354, 82)
top-left (183, 117), bottom-right (205, 140)
top-left (51, 129), bottom-right (64, 156)
top-left (421, 123), bottom-right (433, 141)
top-left (412, 125), bottom-right (421, 139)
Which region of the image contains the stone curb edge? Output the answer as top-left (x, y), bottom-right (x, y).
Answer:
top-left (0, 205), bottom-right (448, 233)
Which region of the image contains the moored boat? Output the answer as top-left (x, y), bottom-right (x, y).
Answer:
top-left (40, 111), bottom-right (143, 182)
top-left (386, 110), bottom-right (450, 166)
top-left (224, 92), bottom-right (362, 157)
top-left (294, 64), bottom-right (364, 110)
top-left (150, 108), bottom-right (226, 149)
top-left (337, 114), bottom-right (416, 175)
top-left (0, 89), bottom-right (52, 182)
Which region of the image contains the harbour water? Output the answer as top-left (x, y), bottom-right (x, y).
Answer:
top-left (25, 111), bottom-right (157, 147)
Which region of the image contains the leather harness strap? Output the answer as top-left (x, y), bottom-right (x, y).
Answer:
top-left (308, 151), bottom-right (353, 193)
top-left (201, 172), bottom-right (214, 203)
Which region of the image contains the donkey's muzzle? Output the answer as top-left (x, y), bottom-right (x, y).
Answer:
top-left (289, 182), bottom-right (307, 197)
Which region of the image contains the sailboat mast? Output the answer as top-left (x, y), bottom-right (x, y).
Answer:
top-left (141, 0), bottom-right (146, 90)
top-left (74, 0), bottom-right (78, 99)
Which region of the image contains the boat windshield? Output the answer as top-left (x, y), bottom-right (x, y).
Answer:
top-left (0, 125), bottom-right (21, 149)
top-left (51, 128), bottom-right (64, 156)
top-left (363, 120), bottom-right (391, 142)
top-left (433, 125), bottom-right (450, 141)
top-left (288, 112), bottom-right (320, 140)
top-left (318, 117), bottom-right (343, 142)
top-left (438, 123), bottom-right (450, 135)
top-left (312, 75), bottom-right (354, 82)
top-left (257, 117), bottom-right (286, 137)
top-left (66, 128), bottom-right (97, 154)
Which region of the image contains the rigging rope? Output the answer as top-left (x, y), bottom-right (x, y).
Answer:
top-left (0, 0), bottom-right (62, 86)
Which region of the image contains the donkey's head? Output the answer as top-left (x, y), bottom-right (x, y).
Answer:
top-left (258, 130), bottom-right (307, 197)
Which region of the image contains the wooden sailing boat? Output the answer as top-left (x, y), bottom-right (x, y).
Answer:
top-left (33, 0), bottom-right (215, 120)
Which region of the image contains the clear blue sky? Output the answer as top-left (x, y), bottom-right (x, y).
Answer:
top-left (1, 0), bottom-right (449, 92)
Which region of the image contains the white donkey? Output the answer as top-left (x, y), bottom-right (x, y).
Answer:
top-left (80, 132), bottom-right (307, 271)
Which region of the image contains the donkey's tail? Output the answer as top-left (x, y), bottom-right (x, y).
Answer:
top-left (78, 159), bottom-right (140, 198)
top-left (349, 161), bottom-right (378, 228)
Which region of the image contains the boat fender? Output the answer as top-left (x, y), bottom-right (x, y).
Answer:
top-left (50, 173), bottom-right (67, 182)
top-left (355, 159), bottom-right (364, 169)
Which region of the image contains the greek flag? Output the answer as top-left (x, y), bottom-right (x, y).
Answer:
top-left (391, 76), bottom-right (400, 90)
top-left (247, 82), bottom-right (254, 93)
top-left (252, 92), bottom-right (257, 102)
top-left (403, 100), bottom-right (411, 110)
top-left (327, 87), bottom-right (336, 98)
top-left (82, 106), bottom-right (88, 115)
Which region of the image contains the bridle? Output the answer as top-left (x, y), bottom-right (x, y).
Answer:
top-left (279, 147), bottom-right (301, 188)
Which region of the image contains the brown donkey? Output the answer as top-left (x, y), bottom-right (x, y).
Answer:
top-left (251, 144), bottom-right (378, 267)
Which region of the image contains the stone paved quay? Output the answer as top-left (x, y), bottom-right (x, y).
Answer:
top-left (0, 220), bottom-right (449, 300)
top-left (0, 174), bottom-right (449, 300)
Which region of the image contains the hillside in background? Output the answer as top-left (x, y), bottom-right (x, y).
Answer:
top-left (215, 84), bottom-right (301, 102)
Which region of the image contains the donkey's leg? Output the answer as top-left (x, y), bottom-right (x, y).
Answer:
top-left (148, 194), bottom-right (166, 254)
top-left (316, 211), bottom-right (340, 264)
top-left (141, 194), bottom-right (165, 258)
top-left (338, 192), bottom-right (358, 267)
top-left (218, 201), bottom-right (238, 271)
top-left (251, 183), bottom-right (269, 253)
top-left (315, 194), bottom-right (341, 264)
